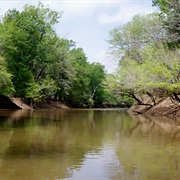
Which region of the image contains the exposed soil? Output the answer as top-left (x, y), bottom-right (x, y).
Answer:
top-left (33, 100), bottom-right (70, 109)
top-left (1, 95), bottom-right (180, 118)
top-left (0, 95), bottom-right (22, 109)
top-left (10, 97), bottom-right (32, 109)
top-left (0, 96), bottom-right (69, 110)
top-left (129, 97), bottom-right (180, 118)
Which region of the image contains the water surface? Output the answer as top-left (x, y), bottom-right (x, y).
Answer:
top-left (0, 109), bottom-right (180, 180)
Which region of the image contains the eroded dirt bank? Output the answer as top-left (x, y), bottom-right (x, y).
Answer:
top-left (1, 95), bottom-right (180, 118)
top-left (129, 97), bottom-right (180, 118)
top-left (0, 95), bottom-right (22, 109)
top-left (0, 96), bottom-right (69, 110)
top-left (0, 96), bottom-right (125, 110)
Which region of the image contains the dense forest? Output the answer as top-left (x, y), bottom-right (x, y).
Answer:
top-left (0, 0), bottom-right (179, 108)
top-left (0, 3), bottom-right (116, 107)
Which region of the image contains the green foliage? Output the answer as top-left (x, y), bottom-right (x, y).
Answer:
top-left (117, 45), bottom-right (180, 96)
top-left (153, 0), bottom-right (180, 47)
top-left (0, 56), bottom-right (14, 95)
top-left (65, 48), bottom-right (90, 105)
top-left (108, 11), bottom-right (180, 103)
top-left (103, 74), bottom-right (134, 106)
top-left (152, 0), bottom-right (169, 12)
top-left (47, 38), bottom-right (76, 101)
top-left (0, 3), bottom-right (61, 97)
top-left (108, 13), bottom-right (166, 63)
top-left (26, 78), bottom-right (58, 101)
top-left (65, 48), bottom-right (106, 106)
top-left (88, 63), bottom-right (106, 105)
top-left (0, 2), bottom-right (107, 106)
top-left (0, 2), bottom-right (128, 107)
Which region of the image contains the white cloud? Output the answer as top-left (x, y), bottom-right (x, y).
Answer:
top-left (98, 2), bottom-right (155, 24)
top-left (42, 1), bottom-right (110, 20)
top-left (0, 1), bottom-right (100, 23)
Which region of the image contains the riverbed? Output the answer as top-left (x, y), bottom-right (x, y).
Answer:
top-left (0, 109), bottom-right (180, 180)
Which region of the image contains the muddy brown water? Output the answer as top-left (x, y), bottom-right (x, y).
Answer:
top-left (0, 109), bottom-right (180, 180)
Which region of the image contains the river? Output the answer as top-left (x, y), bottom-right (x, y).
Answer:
top-left (0, 109), bottom-right (180, 180)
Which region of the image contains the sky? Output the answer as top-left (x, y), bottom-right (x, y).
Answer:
top-left (0, 0), bottom-right (157, 73)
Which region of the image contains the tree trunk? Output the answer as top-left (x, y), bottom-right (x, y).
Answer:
top-left (91, 84), bottom-right (99, 100)
top-left (146, 91), bottom-right (156, 105)
top-left (172, 92), bottom-right (180, 103)
top-left (129, 90), bottom-right (142, 105)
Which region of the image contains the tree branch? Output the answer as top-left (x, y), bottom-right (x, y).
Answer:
top-left (146, 91), bottom-right (156, 105)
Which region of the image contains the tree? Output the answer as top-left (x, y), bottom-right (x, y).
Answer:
top-left (0, 3), bottom-right (108, 107)
top-left (0, 3), bottom-right (62, 96)
top-left (103, 74), bottom-right (133, 107)
top-left (108, 13), bottom-right (166, 64)
top-left (152, 0), bottom-right (180, 46)
top-left (117, 45), bottom-right (180, 102)
top-left (152, 0), bottom-right (169, 12)
top-left (108, 12), bottom-right (180, 104)
top-left (63, 48), bottom-right (106, 107)
top-left (26, 77), bottom-right (58, 102)
top-left (0, 56), bottom-right (14, 96)
top-left (47, 38), bottom-right (76, 101)
top-left (65, 48), bottom-right (91, 106)
top-left (88, 63), bottom-right (106, 106)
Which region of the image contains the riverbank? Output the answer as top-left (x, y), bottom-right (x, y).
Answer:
top-left (0, 96), bottom-right (70, 110)
top-left (0, 95), bottom-right (180, 118)
top-left (129, 97), bottom-right (180, 118)
top-left (0, 95), bottom-right (126, 110)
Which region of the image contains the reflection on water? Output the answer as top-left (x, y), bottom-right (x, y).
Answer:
top-left (0, 109), bottom-right (180, 179)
